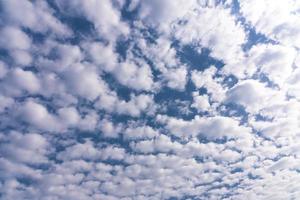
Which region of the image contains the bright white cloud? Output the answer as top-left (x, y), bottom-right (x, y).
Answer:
top-left (163, 66), bottom-right (188, 90)
top-left (124, 125), bottom-right (158, 140)
top-left (138, 0), bottom-right (196, 33)
top-left (55, 0), bottom-right (129, 40)
top-left (225, 79), bottom-right (282, 113)
top-left (62, 63), bottom-right (106, 100)
top-left (100, 119), bottom-right (122, 138)
top-left (191, 93), bottom-right (211, 112)
top-left (192, 66), bottom-right (226, 102)
top-left (18, 100), bottom-right (62, 132)
top-left (0, 131), bottom-right (48, 164)
top-left (114, 62), bottom-right (154, 91)
top-left (157, 115), bottom-right (251, 140)
top-left (240, 0), bottom-right (300, 47)
top-left (1, 0), bottom-right (71, 36)
top-left (174, 6), bottom-right (246, 63)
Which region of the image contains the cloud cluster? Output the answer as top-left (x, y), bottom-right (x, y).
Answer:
top-left (0, 0), bottom-right (300, 199)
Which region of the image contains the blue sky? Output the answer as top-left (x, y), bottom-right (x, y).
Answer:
top-left (0, 0), bottom-right (300, 199)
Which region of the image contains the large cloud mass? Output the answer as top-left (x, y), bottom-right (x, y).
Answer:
top-left (0, 0), bottom-right (299, 199)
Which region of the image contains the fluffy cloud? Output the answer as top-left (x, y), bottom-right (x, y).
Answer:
top-left (55, 0), bottom-right (129, 40)
top-left (191, 93), bottom-right (211, 112)
top-left (0, 131), bottom-right (49, 164)
top-left (192, 66), bottom-right (226, 102)
top-left (10, 68), bottom-right (40, 93)
top-left (124, 125), bottom-right (158, 140)
top-left (18, 100), bottom-right (62, 132)
top-left (225, 79), bottom-right (282, 113)
top-left (162, 66), bottom-right (188, 90)
top-left (222, 44), bottom-right (297, 81)
top-left (99, 119), bottom-right (122, 138)
top-left (96, 93), bottom-right (154, 117)
top-left (0, 26), bottom-right (31, 50)
top-left (114, 62), bottom-right (154, 91)
top-left (62, 63), bottom-right (106, 100)
top-left (240, 0), bottom-right (300, 47)
top-left (82, 42), bottom-right (117, 71)
top-left (136, 0), bottom-right (246, 63)
top-left (137, 0), bottom-right (196, 32)
top-left (1, 0), bottom-right (71, 36)
top-left (83, 42), bottom-right (154, 91)
top-left (173, 6), bottom-right (246, 64)
top-left (157, 115), bottom-right (251, 140)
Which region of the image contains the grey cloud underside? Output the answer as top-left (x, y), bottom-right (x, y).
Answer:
top-left (0, 0), bottom-right (300, 199)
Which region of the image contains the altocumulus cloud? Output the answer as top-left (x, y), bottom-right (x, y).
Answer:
top-left (0, 0), bottom-right (300, 199)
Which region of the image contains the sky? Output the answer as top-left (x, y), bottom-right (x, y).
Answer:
top-left (0, 0), bottom-right (300, 199)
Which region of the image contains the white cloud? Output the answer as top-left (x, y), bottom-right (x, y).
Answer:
top-left (58, 107), bottom-right (80, 127)
top-left (136, 0), bottom-right (247, 65)
top-left (62, 63), bottom-right (106, 100)
top-left (0, 68), bottom-right (41, 96)
top-left (137, 37), bottom-right (179, 71)
top-left (214, 149), bottom-right (241, 163)
top-left (240, 0), bottom-right (300, 48)
top-left (173, 6), bottom-right (246, 63)
top-left (55, 0), bottom-right (129, 40)
top-left (100, 119), bottom-right (122, 138)
top-left (222, 44), bottom-right (297, 81)
top-left (136, 36), bottom-right (190, 91)
top-left (286, 54), bottom-right (300, 99)
top-left (1, 0), bottom-right (71, 36)
top-left (0, 26), bottom-right (31, 50)
top-left (10, 68), bottom-right (41, 93)
top-left (114, 62), bottom-right (154, 91)
top-left (250, 115), bottom-right (300, 139)
top-left (192, 66), bottom-right (226, 102)
top-left (124, 125), bottom-right (158, 140)
top-left (268, 156), bottom-right (299, 171)
top-left (18, 100), bottom-right (62, 132)
top-left (96, 93), bottom-right (154, 117)
top-left (116, 94), bottom-right (154, 117)
top-left (10, 50), bottom-right (32, 66)
top-left (191, 93), bottom-right (211, 112)
top-left (157, 115), bottom-right (251, 140)
top-left (78, 111), bottom-right (99, 132)
top-left (57, 140), bottom-right (100, 161)
top-left (138, 0), bottom-right (196, 33)
top-left (0, 157), bottom-right (43, 180)
top-left (163, 66), bottom-right (188, 90)
top-left (130, 134), bottom-right (182, 153)
top-left (38, 42), bottom-right (83, 72)
top-left (82, 42), bottom-right (117, 72)
top-left (0, 131), bottom-right (48, 164)
top-left (225, 79), bottom-right (280, 113)
top-left (248, 44), bottom-right (296, 86)
top-left (84, 42), bottom-right (155, 91)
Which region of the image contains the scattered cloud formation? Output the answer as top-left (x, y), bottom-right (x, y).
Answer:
top-left (0, 0), bottom-right (299, 199)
